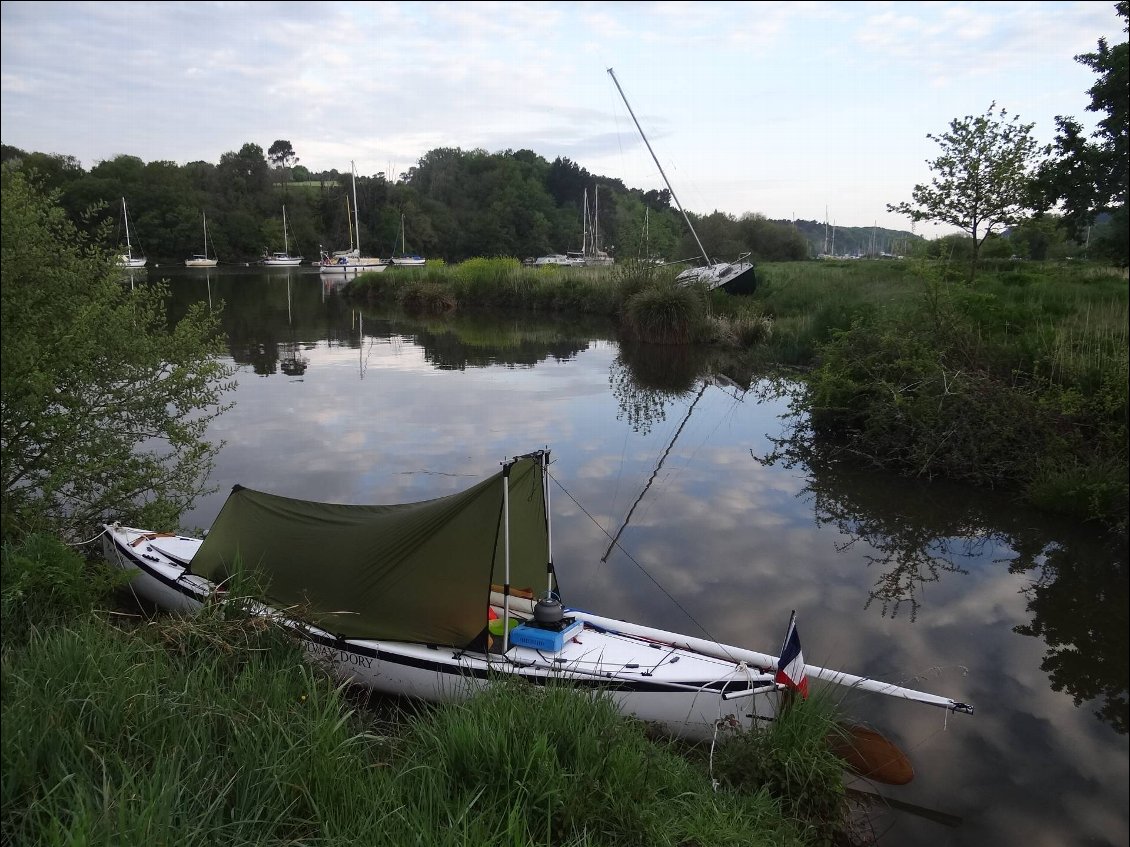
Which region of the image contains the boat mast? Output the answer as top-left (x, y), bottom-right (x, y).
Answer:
top-left (607, 67), bottom-right (710, 266)
top-left (595, 185), bottom-right (601, 256)
top-left (282, 205), bottom-right (290, 255)
top-left (351, 161), bottom-right (361, 255)
top-left (203, 211), bottom-right (209, 259)
top-left (122, 198), bottom-right (134, 259)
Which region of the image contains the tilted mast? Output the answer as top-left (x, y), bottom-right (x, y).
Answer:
top-left (607, 67), bottom-right (710, 266)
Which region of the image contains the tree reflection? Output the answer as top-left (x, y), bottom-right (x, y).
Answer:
top-left (756, 420), bottom-right (1129, 735)
top-left (1012, 533), bottom-right (1128, 735)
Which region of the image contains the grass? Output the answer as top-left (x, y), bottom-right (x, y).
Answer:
top-left (2, 535), bottom-right (855, 847)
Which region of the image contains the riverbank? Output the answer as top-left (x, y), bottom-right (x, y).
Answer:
top-left (346, 257), bottom-right (1129, 529)
top-left (1, 535), bottom-right (856, 847)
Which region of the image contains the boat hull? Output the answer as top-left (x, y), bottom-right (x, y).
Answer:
top-left (185, 259), bottom-right (218, 268)
top-left (675, 260), bottom-right (757, 295)
top-left (118, 256), bottom-right (147, 269)
top-left (261, 257), bottom-right (303, 267)
top-left (319, 261), bottom-right (389, 274)
top-left (101, 523), bottom-right (781, 741)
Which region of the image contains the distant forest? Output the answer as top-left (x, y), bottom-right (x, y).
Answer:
top-left (1, 141), bottom-right (934, 266)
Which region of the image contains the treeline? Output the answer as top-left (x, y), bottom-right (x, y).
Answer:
top-left (0, 142), bottom-right (813, 266)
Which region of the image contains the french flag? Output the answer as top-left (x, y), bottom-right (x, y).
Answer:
top-left (775, 611), bottom-right (809, 698)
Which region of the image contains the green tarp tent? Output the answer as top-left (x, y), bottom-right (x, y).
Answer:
top-left (190, 454), bottom-right (550, 646)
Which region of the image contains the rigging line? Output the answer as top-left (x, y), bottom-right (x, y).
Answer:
top-left (547, 470), bottom-right (720, 647)
top-left (601, 380), bottom-right (709, 563)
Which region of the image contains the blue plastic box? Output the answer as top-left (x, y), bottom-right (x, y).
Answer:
top-left (509, 619), bottom-right (583, 652)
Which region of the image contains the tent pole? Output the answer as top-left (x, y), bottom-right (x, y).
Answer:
top-left (544, 451), bottom-right (554, 597)
top-left (502, 462), bottom-right (512, 652)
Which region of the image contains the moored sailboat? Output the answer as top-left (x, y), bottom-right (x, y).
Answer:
top-left (390, 213), bottom-right (426, 266)
top-left (319, 162), bottom-right (388, 275)
top-left (261, 205), bottom-right (303, 266)
top-left (116, 198), bottom-right (147, 269)
top-left (185, 211), bottom-right (219, 268)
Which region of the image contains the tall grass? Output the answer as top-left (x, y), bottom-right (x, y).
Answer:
top-left (2, 538), bottom-right (854, 846)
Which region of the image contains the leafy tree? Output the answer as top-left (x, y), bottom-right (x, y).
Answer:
top-left (887, 103), bottom-right (1046, 281)
top-left (268, 139), bottom-right (299, 195)
top-left (1037, 1), bottom-right (1129, 265)
top-left (0, 167), bottom-right (237, 541)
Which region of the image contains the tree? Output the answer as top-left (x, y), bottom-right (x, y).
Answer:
top-left (1037, 1), bottom-right (1128, 265)
top-left (0, 167), bottom-right (237, 541)
top-left (268, 139), bottom-right (299, 194)
top-left (887, 103), bottom-right (1045, 281)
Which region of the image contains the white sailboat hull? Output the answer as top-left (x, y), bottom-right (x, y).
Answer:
top-left (101, 523), bottom-right (783, 741)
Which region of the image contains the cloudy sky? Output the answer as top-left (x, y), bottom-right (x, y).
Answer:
top-left (0, 1), bottom-right (1121, 231)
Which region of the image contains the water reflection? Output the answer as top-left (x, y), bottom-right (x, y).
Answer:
top-left (154, 268), bottom-right (1127, 847)
top-left (758, 450), bottom-right (1129, 737)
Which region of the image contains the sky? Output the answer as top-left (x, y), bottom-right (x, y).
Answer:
top-left (0, 1), bottom-right (1122, 232)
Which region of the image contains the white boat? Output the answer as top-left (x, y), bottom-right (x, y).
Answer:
top-left (533, 254), bottom-right (574, 267)
top-left (581, 186), bottom-right (614, 267)
top-left (608, 68), bottom-right (757, 295)
top-left (389, 213), bottom-right (426, 266)
top-left (185, 211), bottom-right (219, 268)
top-left (319, 162), bottom-right (388, 275)
top-left (116, 197), bottom-right (147, 269)
top-left (261, 206), bottom-right (303, 266)
top-left (101, 450), bottom-right (972, 744)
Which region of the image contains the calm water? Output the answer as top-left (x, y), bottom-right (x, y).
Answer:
top-left (148, 265), bottom-right (1128, 846)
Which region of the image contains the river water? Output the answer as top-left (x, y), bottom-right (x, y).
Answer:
top-left (148, 265), bottom-right (1128, 846)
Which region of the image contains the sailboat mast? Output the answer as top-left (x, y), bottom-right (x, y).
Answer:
top-left (595, 186), bottom-right (600, 255)
top-left (122, 198), bottom-right (133, 258)
top-left (607, 67), bottom-right (710, 266)
top-left (282, 205), bottom-right (289, 254)
top-left (351, 161), bottom-right (361, 254)
top-left (203, 211), bottom-right (209, 258)
top-left (582, 188), bottom-right (589, 256)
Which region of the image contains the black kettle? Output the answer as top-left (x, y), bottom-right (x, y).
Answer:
top-left (533, 594), bottom-right (564, 625)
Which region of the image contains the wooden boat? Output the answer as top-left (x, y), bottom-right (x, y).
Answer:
top-left (101, 450), bottom-right (972, 743)
top-left (607, 67), bottom-right (757, 295)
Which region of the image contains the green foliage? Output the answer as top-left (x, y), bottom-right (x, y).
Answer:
top-left (711, 695), bottom-right (848, 846)
top-left (0, 168), bottom-right (237, 540)
top-left (888, 102), bottom-right (1047, 280)
top-left (0, 533), bottom-right (122, 644)
top-left (620, 281), bottom-right (710, 344)
top-left (786, 261), bottom-right (1129, 526)
top-left (1037, 2), bottom-right (1128, 265)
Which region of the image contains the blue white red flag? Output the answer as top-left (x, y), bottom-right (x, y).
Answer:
top-left (775, 611), bottom-right (809, 698)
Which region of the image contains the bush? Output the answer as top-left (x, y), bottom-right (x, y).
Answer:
top-left (1, 533), bottom-right (121, 643)
top-left (621, 282), bottom-right (710, 344)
